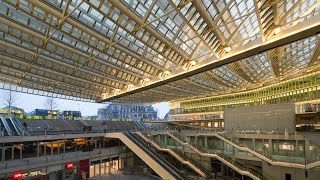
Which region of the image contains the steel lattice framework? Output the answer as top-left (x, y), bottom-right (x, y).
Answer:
top-left (0, 0), bottom-right (320, 103)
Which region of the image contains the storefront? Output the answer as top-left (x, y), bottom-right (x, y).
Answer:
top-left (89, 157), bottom-right (124, 177)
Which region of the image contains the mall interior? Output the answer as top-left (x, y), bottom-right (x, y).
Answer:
top-left (1, 0), bottom-right (320, 180)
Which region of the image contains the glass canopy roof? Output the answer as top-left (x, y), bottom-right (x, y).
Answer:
top-left (0, 0), bottom-right (319, 102)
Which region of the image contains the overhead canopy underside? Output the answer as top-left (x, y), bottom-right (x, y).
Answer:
top-left (0, 0), bottom-right (320, 103)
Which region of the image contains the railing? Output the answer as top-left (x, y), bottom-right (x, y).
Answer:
top-left (165, 132), bottom-right (262, 180)
top-left (0, 146), bottom-right (126, 173)
top-left (147, 129), bottom-right (320, 169)
top-left (121, 132), bottom-right (183, 180)
top-left (0, 116), bottom-right (13, 136)
top-left (137, 132), bottom-right (208, 178)
top-left (219, 132), bottom-right (320, 166)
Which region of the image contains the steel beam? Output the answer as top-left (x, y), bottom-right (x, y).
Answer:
top-left (26, 0), bottom-right (158, 78)
top-left (253, 0), bottom-right (266, 42)
top-left (167, 0), bottom-right (219, 59)
top-left (192, 0), bottom-right (226, 46)
top-left (0, 53), bottom-right (110, 94)
top-left (107, 0), bottom-right (190, 62)
top-left (0, 40), bottom-right (116, 90)
top-left (99, 14), bottom-right (320, 102)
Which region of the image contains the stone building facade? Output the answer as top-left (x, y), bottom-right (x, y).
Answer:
top-left (98, 103), bottom-right (157, 121)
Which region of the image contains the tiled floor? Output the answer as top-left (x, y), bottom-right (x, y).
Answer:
top-left (88, 171), bottom-right (158, 180)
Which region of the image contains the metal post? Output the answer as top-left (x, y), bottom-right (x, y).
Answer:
top-left (305, 139), bottom-right (309, 178)
top-left (204, 136), bottom-right (208, 149)
top-left (20, 145), bottom-right (22, 159)
top-left (11, 146), bottom-right (14, 160)
top-left (37, 142), bottom-right (40, 157)
top-left (51, 141), bottom-right (53, 155)
top-left (1, 147), bottom-right (5, 162)
top-left (252, 138), bottom-right (256, 150)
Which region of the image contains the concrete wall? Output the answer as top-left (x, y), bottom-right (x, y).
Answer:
top-left (224, 103), bottom-right (295, 132)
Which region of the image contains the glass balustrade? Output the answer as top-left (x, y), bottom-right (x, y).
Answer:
top-left (158, 133), bottom-right (262, 179)
top-left (144, 128), bottom-right (320, 166)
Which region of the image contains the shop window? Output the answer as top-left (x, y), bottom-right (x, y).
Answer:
top-left (214, 122), bottom-right (219, 128)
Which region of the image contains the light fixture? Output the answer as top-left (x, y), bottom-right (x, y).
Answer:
top-left (190, 60), bottom-right (197, 66)
top-left (163, 70), bottom-right (171, 75)
top-left (102, 93), bottom-right (108, 99)
top-left (65, 162), bottom-right (73, 169)
top-left (126, 84), bottom-right (134, 90)
top-left (113, 89), bottom-right (121, 93)
top-left (11, 172), bottom-right (22, 180)
top-left (144, 78), bottom-right (151, 82)
top-left (224, 46), bottom-right (232, 53)
top-left (274, 27), bottom-right (281, 34)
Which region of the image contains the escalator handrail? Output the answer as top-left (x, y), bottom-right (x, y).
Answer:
top-left (0, 116), bottom-right (13, 136)
top-left (125, 132), bottom-right (181, 177)
top-left (13, 118), bottom-right (31, 136)
top-left (9, 117), bottom-right (22, 136)
top-left (124, 132), bottom-right (183, 180)
top-left (168, 132), bottom-right (262, 180)
top-left (139, 132), bottom-right (208, 177)
top-left (124, 132), bottom-right (180, 178)
top-left (5, 117), bottom-right (18, 136)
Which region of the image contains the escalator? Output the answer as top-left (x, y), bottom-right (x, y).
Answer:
top-left (105, 132), bottom-right (183, 179)
top-left (13, 117), bottom-right (31, 136)
top-left (6, 117), bottom-right (19, 135)
top-left (0, 116), bottom-right (30, 136)
top-left (0, 115), bottom-right (12, 136)
top-left (124, 132), bottom-right (184, 180)
top-left (0, 119), bottom-right (8, 136)
top-left (137, 132), bottom-right (208, 178)
top-left (134, 120), bottom-right (145, 130)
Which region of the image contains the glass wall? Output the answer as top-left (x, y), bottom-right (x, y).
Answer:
top-left (171, 72), bottom-right (320, 115)
top-left (89, 157), bottom-right (124, 177)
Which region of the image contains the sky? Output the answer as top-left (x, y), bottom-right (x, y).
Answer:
top-left (0, 89), bottom-right (170, 118)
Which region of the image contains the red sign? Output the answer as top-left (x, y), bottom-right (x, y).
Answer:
top-left (65, 162), bottom-right (73, 169)
top-left (11, 172), bottom-right (22, 180)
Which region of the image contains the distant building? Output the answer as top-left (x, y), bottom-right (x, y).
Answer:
top-left (31, 109), bottom-right (59, 116)
top-left (62, 111), bottom-right (81, 118)
top-left (0, 106), bottom-right (24, 116)
top-left (98, 103), bottom-right (157, 121)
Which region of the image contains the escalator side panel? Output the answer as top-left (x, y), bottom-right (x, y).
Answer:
top-left (125, 133), bottom-right (183, 180)
top-left (9, 117), bottom-right (22, 136)
top-left (5, 118), bottom-right (18, 136)
top-left (105, 132), bottom-right (177, 180)
top-left (0, 116), bottom-right (12, 136)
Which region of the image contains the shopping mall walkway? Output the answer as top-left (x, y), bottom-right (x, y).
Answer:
top-left (88, 171), bottom-right (158, 180)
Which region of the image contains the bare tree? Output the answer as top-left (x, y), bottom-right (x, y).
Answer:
top-left (1, 89), bottom-right (18, 114)
top-left (44, 97), bottom-right (58, 115)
